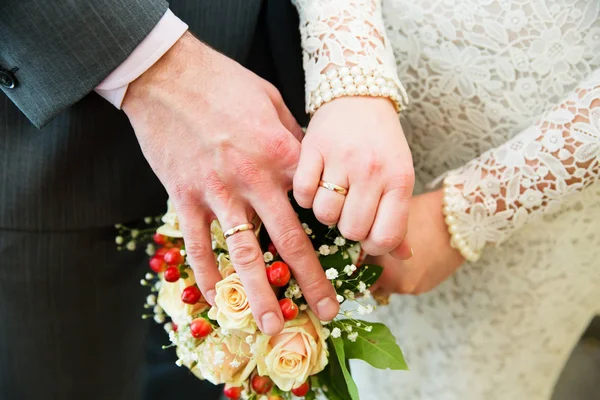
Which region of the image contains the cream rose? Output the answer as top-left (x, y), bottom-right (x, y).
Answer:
top-left (217, 253), bottom-right (236, 278)
top-left (158, 274), bottom-right (209, 326)
top-left (156, 199), bottom-right (184, 238)
top-left (191, 329), bottom-right (257, 386)
top-left (208, 273), bottom-right (256, 333)
top-left (254, 311), bottom-right (328, 391)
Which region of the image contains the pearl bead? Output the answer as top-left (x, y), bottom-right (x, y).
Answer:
top-left (315, 96), bottom-right (323, 107)
top-left (354, 75), bottom-right (366, 85)
top-left (449, 224), bottom-right (458, 234)
top-left (445, 215), bottom-right (456, 224)
top-left (366, 76), bottom-right (376, 86)
top-left (453, 233), bottom-right (462, 241)
top-left (326, 69), bottom-right (338, 79)
top-left (319, 82), bottom-right (331, 92)
top-left (442, 206), bottom-right (451, 215)
top-left (331, 78), bottom-right (343, 89)
top-left (374, 69), bottom-right (382, 78)
top-left (458, 239), bottom-right (467, 249)
top-left (333, 87), bottom-right (345, 97)
top-left (381, 87), bottom-right (391, 96)
top-left (357, 85), bottom-right (368, 95)
top-left (376, 78), bottom-right (386, 87)
top-left (322, 90), bottom-right (333, 102)
top-left (390, 89), bottom-right (399, 99)
top-left (342, 76), bottom-right (354, 86)
top-left (339, 67), bottom-right (350, 77)
top-left (368, 85), bottom-right (381, 96)
top-left (346, 85), bottom-right (357, 95)
top-left (319, 74), bottom-right (327, 82)
top-left (362, 66), bottom-right (372, 76)
top-left (350, 66), bottom-right (362, 76)
top-left (443, 187), bottom-right (451, 195)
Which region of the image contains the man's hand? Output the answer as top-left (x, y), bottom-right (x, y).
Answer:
top-left (293, 97), bottom-right (415, 257)
top-left (369, 190), bottom-right (466, 295)
top-left (122, 32), bottom-right (339, 335)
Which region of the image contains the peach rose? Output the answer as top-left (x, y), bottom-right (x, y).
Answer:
top-left (217, 253), bottom-right (236, 278)
top-left (158, 274), bottom-right (209, 326)
top-left (207, 273), bottom-right (256, 333)
top-left (192, 329), bottom-right (257, 386)
top-left (254, 311), bottom-right (328, 391)
top-left (156, 199), bottom-right (183, 238)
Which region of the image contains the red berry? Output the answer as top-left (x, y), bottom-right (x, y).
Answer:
top-left (291, 381), bottom-right (310, 397)
top-left (267, 242), bottom-right (278, 257)
top-left (149, 256), bottom-right (167, 273)
top-left (279, 298), bottom-right (299, 321)
top-left (172, 323), bottom-right (178, 332)
top-left (223, 385), bottom-right (242, 399)
top-left (181, 285), bottom-right (202, 304)
top-left (164, 248), bottom-right (184, 265)
top-left (164, 266), bottom-right (181, 282)
top-left (153, 233), bottom-right (168, 245)
top-left (266, 261), bottom-right (291, 287)
top-left (154, 247), bottom-right (169, 259)
top-left (251, 375), bottom-right (274, 394)
top-left (190, 318), bottom-right (212, 338)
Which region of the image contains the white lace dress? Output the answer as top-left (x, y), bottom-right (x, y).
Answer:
top-left (292, 0), bottom-right (600, 399)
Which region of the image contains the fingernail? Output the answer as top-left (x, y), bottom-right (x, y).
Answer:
top-left (261, 312), bottom-right (282, 336)
top-left (317, 297), bottom-right (339, 320)
top-left (409, 248), bottom-right (415, 259)
top-left (206, 289), bottom-right (216, 305)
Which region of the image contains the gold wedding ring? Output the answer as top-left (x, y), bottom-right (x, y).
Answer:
top-left (223, 223), bottom-right (256, 239)
top-left (319, 180), bottom-right (348, 196)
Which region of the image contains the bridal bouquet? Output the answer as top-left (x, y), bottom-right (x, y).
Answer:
top-left (116, 200), bottom-right (407, 400)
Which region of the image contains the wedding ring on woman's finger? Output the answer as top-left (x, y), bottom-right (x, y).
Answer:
top-left (319, 180), bottom-right (348, 196)
top-left (223, 223), bottom-right (256, 239)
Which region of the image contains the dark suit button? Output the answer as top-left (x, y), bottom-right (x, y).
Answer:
top-left (0, 68), bottom-right (17, 89)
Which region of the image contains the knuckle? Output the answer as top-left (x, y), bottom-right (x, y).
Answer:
top-left (203, 172), bottom-right (230, 201)
top-left (372, 234), bottom-right (404, 252)
top-left (276, 228), bottom-right (308, 259)
top-left (388, 170), bottom-right (415, 195)
top-left (170, 180), bottom-right (195, 203)
top-left (360, 153), bottom-right (384, 178)
top-left (264, 134), bottom-right (299, 167)
top-left (185, 241), bottom-right (212, 264)
top-left (229, 242), bottom-right (263, 271)
top-left (314, 208), bottom-right (339, 226)
top-left (293, 181), bottom-right (315, 203)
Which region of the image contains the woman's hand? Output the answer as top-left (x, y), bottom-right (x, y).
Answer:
top-left (293, 97), bottom-right (415, 257)
top-left (370, 190), bottom-right (466, 295)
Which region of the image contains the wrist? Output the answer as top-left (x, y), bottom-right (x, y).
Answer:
top-left (122, 31), bottom-right (203, 116)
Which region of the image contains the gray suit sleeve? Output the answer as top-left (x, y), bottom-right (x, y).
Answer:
top-left (0, 0), bottom-right (169, 127)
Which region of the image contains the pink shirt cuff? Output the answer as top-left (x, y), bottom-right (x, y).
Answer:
top-left (95, 9), bottom-right (188, 109)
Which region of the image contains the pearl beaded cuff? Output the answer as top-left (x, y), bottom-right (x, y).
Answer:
top-left (441, 183), bottom-right (483, 263)
top-left (307, 66), bottom-right (407, 115)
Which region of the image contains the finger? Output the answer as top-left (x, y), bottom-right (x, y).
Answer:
top-left (361, 190), bottom-right (410, 256)
top-left (312, 168), bottom-right (348, 226)
top-left (293, 145), bottom-right (324, 209)
top-left (390, 240), bottom-right (414, 260)
top-left (217, 206), bottom-right (284, 336)
top-left (266, 84), bottom-right (304, 142)
top-left (252, 191), bottom-right (339, 321)
top-left (337, 183), bottom-right (382, 242)
top-left (175, 203), bottom-right (221, 305)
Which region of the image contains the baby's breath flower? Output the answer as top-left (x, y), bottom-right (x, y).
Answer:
top-left (126, 241), bottom-right (136, 251)
top-left (334, 236), bottom-right (346, 246)
top-left (357, 281), bottom-right (367, 293)
top-left (364, 325), bottom-right (373, 332)
top-left (263, 251), bottom-right (274, 263)
top-left (299, 304), bottom-right (308, 311)
top-left (146, 294), bottom-right (157, 306)
top-left (363, 289), bottom-right (372, 299)
top-left (331, 327), bottom-right (342, 338)
top-left (343, 264), bottom-right (357, 276)
top-left (319, 245), bottom-right (331, 256)
top-left (329, 245), bottom-right (339, 254)
top-left (343, 289), bottom-right (355, 300)
top-left (245, 335), bottom-right (254, 345)
top-left (336, 294), bottom-right (345, 303)
top-left (345, 325), bottom-right (353, 332)
top-left (153, 305), bottom-right (163, 314)
top-left (322, 328), bottom-right (331, 339)
top-left (214, 351), bottom-right (226, 365)
top-left (144, 217), bottom-right (153, 224)
top-left (302, 223), bottom-right (313, 235)
top-left (229, 359), bottom-right (241, 368)
top-left (347, 332), bottom-right (358, 342)
top-left (146, 243), bottom-right (155, 256)
top-left (175, 359), bottom-right (183, 367)
top-left (131, 229), bottom-right (140, 238)
top-left (115, 236), bottom-right (124, 245)
top-left (325, 268), bottom-right (338, 280)
top-left (154, 314), bottom-right (166, 324)
top-left (140, 279), bottom-right (148, 286)
top-left (336, 280), bottom-right (343, 288)
top-left (164, 322), bottom-right (174, 332)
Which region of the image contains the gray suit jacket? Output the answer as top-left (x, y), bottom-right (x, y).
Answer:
top-left (0, 0), bottom-right (305, 230)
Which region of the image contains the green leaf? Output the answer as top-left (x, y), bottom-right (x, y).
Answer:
top-left (328, 337), bottom-right (360, 400)
top-left (320, 250), bottom-right (351, 269)
top-left (343, 322), bottom-right (408, 370)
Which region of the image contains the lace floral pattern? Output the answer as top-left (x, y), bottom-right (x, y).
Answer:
top-left (444, 70), bottom-right (600, 256)
top-left (321, 0), bottom-right (600, 399)
top-left (292, 0), bottom-right (408, 113)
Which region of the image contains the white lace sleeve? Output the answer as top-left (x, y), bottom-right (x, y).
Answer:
top-left (443, 69), bottom-right (600, 262)
top-left (291, 0), bottom-right (408, 114)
